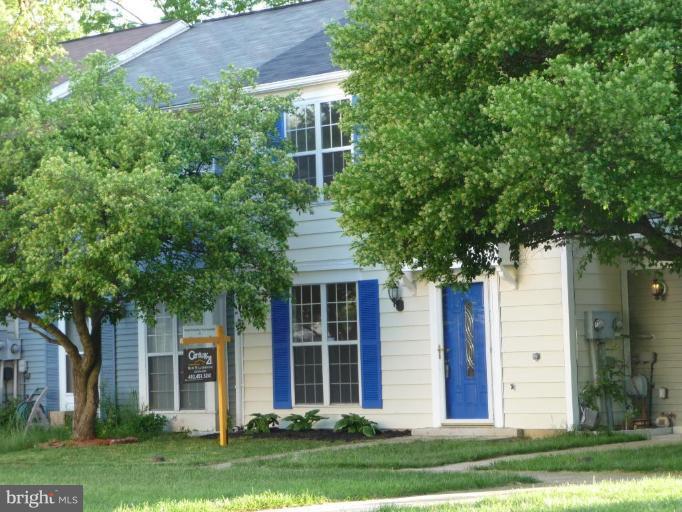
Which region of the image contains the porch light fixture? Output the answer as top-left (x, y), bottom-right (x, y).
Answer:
top-left (651, 278), bottom-right (667, 300)
top-left (388, 285), bottom-right (404, 312)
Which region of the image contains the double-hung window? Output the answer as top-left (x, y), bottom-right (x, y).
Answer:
top-left (146, 308), bottom-right (205, 411)
top-left (287, 99), bottom-right (352, 190)
top-left (291, 282), bottom-right (360, 405)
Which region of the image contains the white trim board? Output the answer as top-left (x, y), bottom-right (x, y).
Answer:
top-left (50, 21), bottom-right (189, 102)
top-left (560, 244), bottom-right (579, 430)
top-left (429, 277), bottom-right (500, 427)
top-left (165, 71), bottom-right (351, 112)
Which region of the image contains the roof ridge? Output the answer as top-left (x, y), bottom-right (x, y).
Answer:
top-left (199, 0), bottom-right (330, 25)
top-left (61, 20), bottom-right (177, 45)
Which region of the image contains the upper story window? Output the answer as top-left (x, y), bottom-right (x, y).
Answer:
top-left (286, 99), bottom-right (352, 190)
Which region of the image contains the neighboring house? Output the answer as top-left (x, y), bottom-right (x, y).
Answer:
top-left (6, 0), bottom-right (680, 435)
top-left (0, 19), bottom-right (188, 414)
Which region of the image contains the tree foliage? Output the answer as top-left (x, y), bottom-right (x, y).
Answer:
top-left (329, 0), bottom-right (682, 285)
top-left (152, 0), bottom-right (308, 23)
top-left (0, 49), bottom-right (313, 438)
top-left (77, 0), bottom-right (311, 31)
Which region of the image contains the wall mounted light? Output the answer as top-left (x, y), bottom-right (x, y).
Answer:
top-left (387, 285), bottom-right (404, 312)
top-left (651, 278), bottom-right (667, 300)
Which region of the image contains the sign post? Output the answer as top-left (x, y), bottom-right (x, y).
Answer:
top-left (181, 325), bottom-right (231, 447)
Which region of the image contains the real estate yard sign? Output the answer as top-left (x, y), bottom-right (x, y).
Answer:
top-left (182, 347), bottom-right (216, 383)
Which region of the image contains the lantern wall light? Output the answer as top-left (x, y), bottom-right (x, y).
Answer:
top-left (387, 285), bottom-right (404, 312)
top-left (651, 278), bottom-right (667, 300)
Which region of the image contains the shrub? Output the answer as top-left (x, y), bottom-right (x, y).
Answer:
top-left (283, 409), bottom-right (327, 432)
top-left (334, 413), bottom-right (379, 437)
top-left (97, 394), bottom-right (167, 439)
top-left (246, 413), bottom-right (279, 433)
top-left (0, 426), bottom-right (71, 453)
top-left (0, 398), bottom-right (22, 430)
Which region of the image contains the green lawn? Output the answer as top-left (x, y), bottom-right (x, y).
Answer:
top-left (492, 441), bottom-right (682, 473)
top-left (378, 477), bottom-right (682, 512)
top-left (0, 434), bottom-right (532, 511)
top-left (0, 432), bottom-right (645, 511)
top-left (256, 432), bottom-right (642, 470)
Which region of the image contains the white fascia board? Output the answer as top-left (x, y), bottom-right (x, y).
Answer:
top-left (249, 70), bottom-right (350, 95)
top-left (166, 70), bottom-right (351, 111)
top-left (49, 20), bottom-right (190, 102)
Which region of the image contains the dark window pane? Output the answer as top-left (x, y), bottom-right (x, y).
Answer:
top-left (293, 345), bottom-right (323, 404)
top-left (178, 355), bottom-right (205, 410)
top-left (65, 356), bottom-right (73, 394)
top-left (148, 355), bottom-right (174, 410)
top-left (323, 150), bottom-right (350, 185)
top-left (328, 345), bottom-right (359, 405)
top-left (292, 285), bottom-right (322, 343)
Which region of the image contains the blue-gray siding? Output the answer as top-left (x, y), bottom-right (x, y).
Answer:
top-left (100, 321), bottom-right (116, 401)
top-left (114, 313), bottom-right (139, 406)
top-left (18, 320), bottom-right (50, 409)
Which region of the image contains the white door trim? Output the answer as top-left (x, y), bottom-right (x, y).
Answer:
top-left (489, 273), bottom-right (505, 428)
top-left (429, 277), bottom-right (499, 426)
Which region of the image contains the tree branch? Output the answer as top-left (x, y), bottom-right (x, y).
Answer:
top-left (12, 308), bottom-right (81, 363)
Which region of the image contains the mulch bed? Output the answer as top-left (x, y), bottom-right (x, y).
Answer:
top-left (40, 436), bottom-right (138, 448)
top-left (208, 428), bottom-right (411, 442)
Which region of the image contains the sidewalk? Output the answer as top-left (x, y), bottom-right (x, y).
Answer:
top-left (261, 434), bottom-right (682, 512)
top-left (412, 433), bottom-right (682, 473)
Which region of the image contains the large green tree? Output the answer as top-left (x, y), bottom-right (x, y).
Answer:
top-left (0, 48), bottom-right (311, 438)
top-left (329, 0), bottom-right (681, 285)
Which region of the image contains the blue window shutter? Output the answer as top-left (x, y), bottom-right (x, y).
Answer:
top-left (351, 95), bottom-right (359, 145)
top-left (276, 112), bottom-right (286, 145)
top-left (271, 298), bottom-right (292, 409)
top-left (358, 279), bottom-right (383, 408)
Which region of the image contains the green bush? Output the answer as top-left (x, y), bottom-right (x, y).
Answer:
top-left (0, 426), bottom-right (71, 454)
top-left (283, 409), bottom-right (327, 431)
top-left (96, 394), bottom-right (167, 439)
top-left (0, 398), bottom-right (22, 430)
top-left (334, 413), bottom-right (379, 437)
top-left (246, 413), bottom-right (279, 433)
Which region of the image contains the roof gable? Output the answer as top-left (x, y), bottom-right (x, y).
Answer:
top-left (62, 22), bottom-right (178, 64)
top-left (123, 0), bottom-right (349, 106)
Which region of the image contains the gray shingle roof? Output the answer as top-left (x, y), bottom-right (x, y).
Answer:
top-left (123, 0), bottom-right (349, 106)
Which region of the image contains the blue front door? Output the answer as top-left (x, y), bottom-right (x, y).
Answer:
top-left (443, 284), bottom-right (488, 420)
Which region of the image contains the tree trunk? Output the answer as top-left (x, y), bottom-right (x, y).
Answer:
top-left (72, 359), bottom-right (101, 441)
top-left (71, 318), bottom-right (103, 441)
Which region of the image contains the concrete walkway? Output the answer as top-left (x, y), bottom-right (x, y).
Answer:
top-left (260, 434), bottom-right (682, 512)
top-left (412, 433), bottom-right (682, 473)
top-left (261, 471), bottom-right (657, 512)
top-left (211, 436), bottom-right (415, 470)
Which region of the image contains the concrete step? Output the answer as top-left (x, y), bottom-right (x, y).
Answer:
top-left (411, 426), bottom-right (522, 439)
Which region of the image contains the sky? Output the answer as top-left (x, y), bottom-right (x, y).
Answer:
top-left (111, 1), bottom-right (164, 24)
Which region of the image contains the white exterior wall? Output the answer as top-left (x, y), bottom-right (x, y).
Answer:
top-left (238, 80), bottom-right (584, 432)
top-left (571, 248), bottom-right (626, 408)
top-left (240, 203), bottom-right (435, 430)
top-left (498, 247), bottom-right (568, 429)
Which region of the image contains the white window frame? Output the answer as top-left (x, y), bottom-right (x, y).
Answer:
top-left (290, 282), bottom-right (362, 407)
top-left (58, 318), bottom-right (88, 412)
top-left (142, 312), bottom-right (211, 413)
top-left (286, 94), bottom-right (353, 191)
